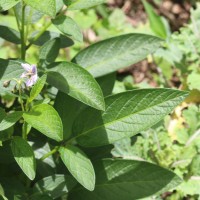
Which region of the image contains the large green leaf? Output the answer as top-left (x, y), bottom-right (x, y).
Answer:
top-left (72, 34), bottom-right (162, 77)
top-left (0, 0), bottom-right (20, 11)
top-left (59, 146), bottom-right (95, 191)
top-left (0, 111), bottom-right (22, 131)
top-left (0, 59), bottom-right (23, 81)
top-left (39, 38), bottom-right (60, 67)
top-left (11, 137), bottom-right (36, 180)
top-left (23, 104), bottom-right (63, 141)
top-left (65, 0), bottom-right (105, 10)
top-left (0, 26), bottom-right (20, 44)
top-left (54, 92), bottom-right (87, 139)
top-left (72, 89), bottom-right (188, 147)
top-left (33, 175), bottom-right (77, 199)
top-left (68, 159), bottom-right (181, 200)
top-left (24, 0), bottom-right (56, 18)
top-left (31, 31), bottom-right (74, 48)
top-left (52, 15), bottom-right (83, 42)
top-left (47, 62), bottom-right (105, 111)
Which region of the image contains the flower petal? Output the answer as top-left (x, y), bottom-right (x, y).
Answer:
top-left (32, 74), bottom-right (38, 83)
top-left (21, 63), bottom-right (31, 71)
top-left (26, 79), bottom-right (34, 87)
top-left (20, 72), bottom-right (27, 78)
top-left (31, 65), bottom-right (37, 74)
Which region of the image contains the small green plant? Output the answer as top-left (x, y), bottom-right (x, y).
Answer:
top-left (0, 0), bottom-right (188, 199)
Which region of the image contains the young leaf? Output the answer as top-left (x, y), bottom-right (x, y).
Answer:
top-left (24, 0), bottom-right (56, 18)
top-left (59, 146), bottom-right (95, 191)
top-left (0, 26), bottom-right (20, 44)
top-left (52, 15), bottom-right (83, 42)
top-left (72, 89), bottom-right (188, 147)
top-left (23, 104), bottom-right (63, 141)
top-left (54, 92), bottom-right (87, 139)
top-left (29, 74), bottom-right (47, 102)
top-left (39, 38), bottom-right (60, 67)
top-left (65, 0), bottom-right (105, 10)
top-left (33, 175), bottom-right (77, 199)
top-left (11, 137), bottom-right (36, 180)
top-left (0, 0), bottom-right (20, 11)
top-left (68, 159), bottom-right (181, 200)
top-left (0, 111), bottom-right (23, 131)
top-left (31, 31), bottom-right (74, 48)
top-left (142, 0), bottom-right (167, 39)
top-left (47, 62), bottom-right (105, 111)
top-left (72, 34), bottom-right (163, 77)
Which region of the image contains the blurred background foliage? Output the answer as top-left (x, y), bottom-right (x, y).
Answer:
top-left (1, 0), bottom-right (200, 199)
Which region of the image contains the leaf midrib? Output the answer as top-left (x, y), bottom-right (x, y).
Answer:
top-left (76, 91), bottom-right (186, 138)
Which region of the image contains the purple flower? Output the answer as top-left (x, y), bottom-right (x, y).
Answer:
top-left (21, 63), bottom-right (38, 87)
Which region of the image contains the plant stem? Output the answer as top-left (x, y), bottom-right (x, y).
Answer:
top-left (22, 122), bottom-right (28, 140)
top-left (26, 21), bottom-right (52, 50)
top-left (40, 147), bottom-right (59, 161)
top-left (13, 8), bottom-right (21, 31)
top-left (18, 86), bottom-right (25, 111)
top-left (20, 2), bottom-right (26, 60)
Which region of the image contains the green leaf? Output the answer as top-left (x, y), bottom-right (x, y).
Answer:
top-left (39, 38), bottom-right (60, 67)
top-left (0, 127), bottom-right (13, 142)
top-left (47, 62), bottom-right (105, 111)
top-left (54, 92), bottom-right (87, 139)
top-left (52, 15), bottom-right (83, 42)
top-left (14, 2), bottom-right (44, 25)
top-left (0, 184), bottom-right (8, 200)
top-left (33, 175), bottom-right (77, 199)
top-left (23, 104), bottom-right (63, 141)
top-left (0, 26), bottom-right (20, 44)
top-left (96, 73), bottom-right (116, 96)
top-left (0, 111), bottom-right (22, 131)
top-left (24, 0), bottom-right (56, 18)
top-left (31, 31), bottom-right (74, 48)
top-left (11, 137), bottom-right (36, 180)
top-left (29, 74), bottom-right (47, 102)
top-left (72, 89), bottom-right (188, 147)
top-left (0, 0), bottom-right (20, 11)
top-left (142, 0), bottom-right (167, 39)
top-left (0, 108), bottom-right (6, 122)
top-left (187, 71), bottom-right (200, 91)
top-left (59, 146), bottom-right (95, 191)
top-left (30, 194), bottom-right (53, 200)
top-left (68, 159), bottom-right (181, 200)
top-left (0, 59), bottom-right (24, 81)
top-left (72, 34), bottom-right (163, 77)
top-left (65, 0), bottom-right (105, 10)
top-left (55, 0), bottom-right (64, 13)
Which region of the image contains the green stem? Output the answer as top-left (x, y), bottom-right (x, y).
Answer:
top-left (20, 2), bottom-right (26, 60)
top-left (18, 86), bottom-right (25, 111)
top-left (40, 147), bottom-right (59, 161)
top-left (13, 8), bottom-right (21, 31)
top-left (26, 21), bottom-right (52, 50)
top-left (22, 122), bottom-right (28, 140)
top-left (26, 7), bottom-right (68, 50)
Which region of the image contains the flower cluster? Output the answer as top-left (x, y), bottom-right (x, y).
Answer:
top-left (21, 63), bottom-right (38, 87)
